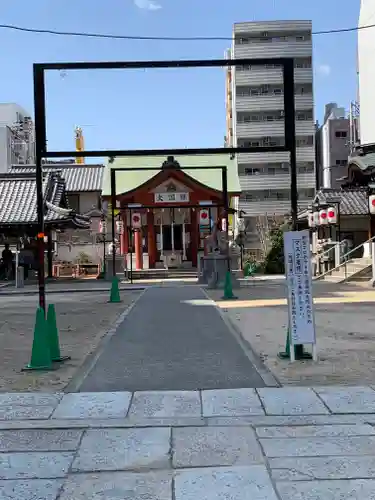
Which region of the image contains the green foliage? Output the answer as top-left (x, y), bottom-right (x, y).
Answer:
top-left (263, 222), bottom-right (291, 274)
top-left (76, 251), bottom-right (91, 264)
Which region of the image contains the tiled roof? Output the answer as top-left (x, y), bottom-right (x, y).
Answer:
top-left (9, 164), bottom-right (104, 192)
top-left (348, 152), bottom-right (375, 171)
top-left (316, 188), bottom-right (368, 216)
top-left (0, 171), bottom-right (90, 226)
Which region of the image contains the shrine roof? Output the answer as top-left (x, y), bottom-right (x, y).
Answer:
top-left (298, 188), bottom-right (368, 219)
top-left (348, 152), bottom-right (375, 171)
top-left (101, 154), bottom-right (241, 196)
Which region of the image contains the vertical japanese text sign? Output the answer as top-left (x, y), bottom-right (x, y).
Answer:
top-left (284, 230), bottom-right (316, 346)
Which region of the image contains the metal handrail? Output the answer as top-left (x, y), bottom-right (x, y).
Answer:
top-left (314, 235), bottom-right (375, 281)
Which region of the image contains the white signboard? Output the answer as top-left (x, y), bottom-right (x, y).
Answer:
top-left (154, 192), bottom-right (189, 203)
top-left (284, 230), bottom-right (316, 350)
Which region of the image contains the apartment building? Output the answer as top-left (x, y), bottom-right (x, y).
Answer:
top-left (315, 103), bottom-right (350, 189)
top-left (226, 20), bottom-right (315, 255)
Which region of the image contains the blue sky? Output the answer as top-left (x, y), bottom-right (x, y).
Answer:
top-left (0, 0), bottom-right (360, 157)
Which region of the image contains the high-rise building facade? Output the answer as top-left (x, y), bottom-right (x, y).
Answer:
top-left (316, 103), bottom-right (351, 190)
top-left (227, 20), bottom-right (315, 255)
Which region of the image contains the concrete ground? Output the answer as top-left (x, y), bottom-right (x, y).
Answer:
top-left (77, 286), bottom-right (267, 392)
top-left (0, 290), bottom-right (141, 392)
top-left (2, 387), bottom-right (375, 499)
top-left (206, 280), bottom-right (375, 386)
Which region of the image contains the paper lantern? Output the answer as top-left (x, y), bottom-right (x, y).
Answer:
top-left (199, 209), bottom-right (209, 225)
top-left (116, 220), bottom-right (124, 234)
top-left (327, 206), bottom-right (337, 224)
top-left (308, 212), bottom-right (315, 228)
top-left (319, 209), bottom-right (328, 225)
top-left (131, 212), bottom-right (142, 229)
top-left (99, 220), bottom-right (107, 234)
top-left (313, 211), bottom-right (320, 226)
top-left (369, 195), bottom-right (375, 215)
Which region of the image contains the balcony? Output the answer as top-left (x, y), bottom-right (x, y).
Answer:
top-left (235, 94), bottom-right (313, 111)
top-left (233, 40), bottom-right (312, 59)
top-left (239, 172), bottom-right (315, 190)
top-left (237, 146), bottom-right (315, 164)
top-left (236, 119), bottom-right (315, 137)
top-left (235, 67), bottom-right (312, 86)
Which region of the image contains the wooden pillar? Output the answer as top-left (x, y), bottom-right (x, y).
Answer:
top-left (147, 210), bottom-right (156, 269)
top-left (191, 208), bottom-right (198, 268)
top-left (134, 229), bottom-right (143, 270)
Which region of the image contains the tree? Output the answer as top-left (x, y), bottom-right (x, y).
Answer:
top-left (263, 221), bottom-right (291, 274)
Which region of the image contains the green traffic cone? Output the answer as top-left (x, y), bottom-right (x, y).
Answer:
top-left (109, 276), bottom-right (121, 303)
top-left (23, 307), bottom-right (53, 371)
top-left (278, 328), bottom-right (291, 359)
top-left (47, 304), bottom-right (70, 363)
top-left (222, 271), bottom-right (238, 300)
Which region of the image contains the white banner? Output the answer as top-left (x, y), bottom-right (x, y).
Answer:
top-left (154, 192), bottom-right (189, 203)
top-left (284, 230), bottom-right (316, 346)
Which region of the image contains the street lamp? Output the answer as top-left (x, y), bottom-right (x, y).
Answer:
top-left (99, 217), bottom-right (107, 277)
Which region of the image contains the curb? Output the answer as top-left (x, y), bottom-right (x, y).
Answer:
top-left (0, 286), bottom-right (147, 296)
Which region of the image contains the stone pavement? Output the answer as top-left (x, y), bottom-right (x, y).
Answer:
top-left (2, 387), bottom-right (375, 498)
top-left (76, 286), bottom-right (267, 392)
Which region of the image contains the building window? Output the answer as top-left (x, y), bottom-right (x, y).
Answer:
top-left (296, 136), bottom-right (314, 147)
top-left (244, 167), bottom-right (262, 175)
top-left (298, 162), bottom-right (314, 173)
top-left (335, 131), bottom-right (347, 138)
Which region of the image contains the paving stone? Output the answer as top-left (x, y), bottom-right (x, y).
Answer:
top-left (59, 471), bottom-right (172, 499)
top-left (72, 428), bottom-right (171, 472)
top-left (0, 452), bottom-right (74, 480)
top-left (52, 392), bottom-right (132, 419)
top-left (0, 406), bottom-right (55, 420)
top-left (128, 391), bottom-right (201, 419)
top-left (174, 465), bottom-right (278, 500)
top-left (257, 388), bottom-right (329, 415)
top-left (0, 429), bottom-right (83, 452)
top-left (172, 426), bottom-right (264, 468)
top-left (276, 479), bottom-right (375, 499)
top-left (206, 414), bottom-right (367, 427)
top-left (0, 393), bottom-right (62, 407)
top-left (201, 388), bottom-right (264, 417)
top-left (256, 424), bottom-right (375, 438)
top-left (270, 456), bottom-right (375, 481)
top-left (315, 386), bottom-right (375, 414)
top-left (0, 479), bottom-right (63, 500)
top-left (261, 435), bottom-right (375, 457)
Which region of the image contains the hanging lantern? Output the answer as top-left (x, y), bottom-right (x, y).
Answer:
top-left (313, 211), bottom-right (320, 226)
top-left (369, 194), bottom-right (375, 215)
top-left (327, 206), bottom-right (337, 224)
top-left (131, 212), bottom-right (142, 229)
top-left (308, 212), bottom-right (315, 228)
top-left (116, 219), bottom-right (124, 234)
top-left (99, 220), bottom-right (107, 234)
top-left (199, 209), bottom-right (209, 225)
top-left (319, 209), bottom-right (328, 225)
top-left (221, 218), bottom-right (227, 232)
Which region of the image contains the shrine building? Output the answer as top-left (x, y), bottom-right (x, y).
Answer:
top-left (101, 154), bottom-right (241, 269)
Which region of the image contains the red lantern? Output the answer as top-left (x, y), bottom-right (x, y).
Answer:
top-left (319, 209), bottom-right (328, 225)
top-left (327, 206), bottom-right (337, 224)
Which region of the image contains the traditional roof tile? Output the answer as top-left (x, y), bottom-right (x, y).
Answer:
top-left (315, 188), bottom-right (368, 215)
top-left (0, 171), bottom-right (90, 227)
top-left (9, 164), bottom-right (104, 192)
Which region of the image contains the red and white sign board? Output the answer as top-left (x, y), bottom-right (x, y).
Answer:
top-left (369, 195), bottom-right (375, 215)
top-left (131, 212), bottom-right (142, 229)
top-left (199, 209), bottom-right (209, 225)
top-left (327, 207), bottom-right (337, 224)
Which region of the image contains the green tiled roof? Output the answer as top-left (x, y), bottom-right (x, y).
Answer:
top-left (101, 154), bottom-right (241, 196)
